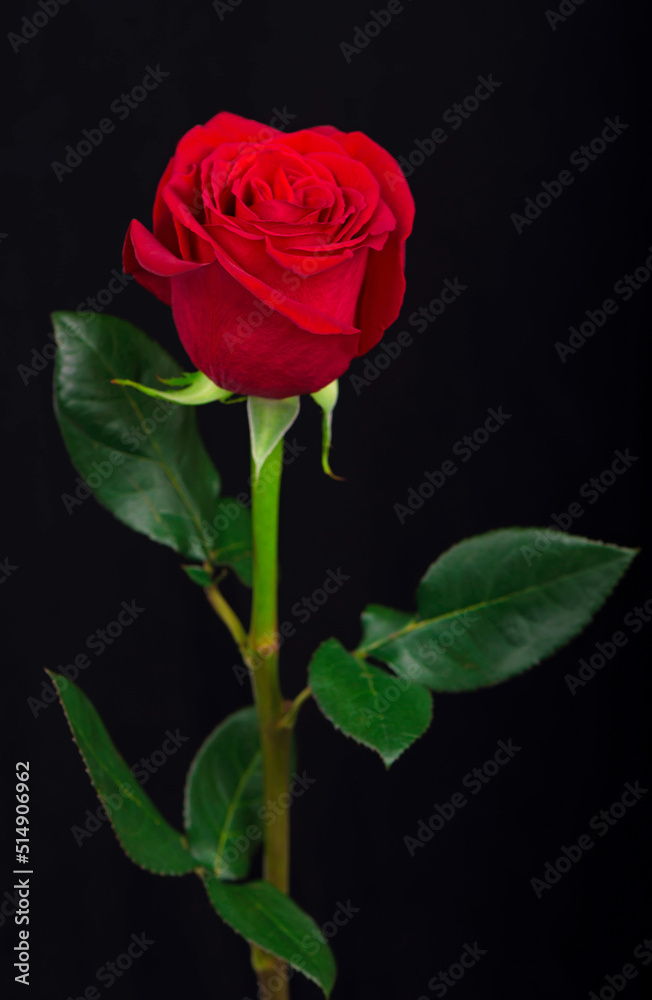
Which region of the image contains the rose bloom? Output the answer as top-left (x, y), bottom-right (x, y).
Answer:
top-left (123, 112), bottom-right (414, 399)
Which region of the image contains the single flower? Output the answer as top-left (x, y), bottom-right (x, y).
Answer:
top-left (123, 111), bottom-right (414, 399)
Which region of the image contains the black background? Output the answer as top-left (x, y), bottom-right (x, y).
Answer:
top-left (2, 0), bottom-right (651, 998)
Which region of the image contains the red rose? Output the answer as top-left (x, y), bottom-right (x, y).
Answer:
top-left (123, 112), bottom-right (414, 399)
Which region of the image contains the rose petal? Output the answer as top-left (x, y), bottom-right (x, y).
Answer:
top-left (156, 199), bottom-right (361, 337)
top-left (123, 219), bottom-right (205, 305)
top-left (152, 158), bottom-right (180, 252)
top-left (203, 110), bottom-right (285, 145)
top-left (205, 224), bottom-right (368, 328)
top-left (252, 201), bottom-right (320, 224)
top-left (311, 127), bottom-right (415, 353)
top-left (170, 257), bottom-right (363, 398)
top-left (316, 128), bottom-right (415, 240)
top-left (264, 237), bottom-right (355, 275)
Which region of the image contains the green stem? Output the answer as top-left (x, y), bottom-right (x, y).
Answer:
top-left (248, 437), bottom-right (292, 999)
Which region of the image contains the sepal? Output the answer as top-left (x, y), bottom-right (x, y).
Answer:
top-left (311, 379), bottom-right (343, 480)
top-left (247, 396), bottom-right (300, 481)
top-left (112, 369), bottom-right (232, 405)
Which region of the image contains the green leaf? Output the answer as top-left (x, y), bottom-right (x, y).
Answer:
top-left (184, 707), bottom-right (263, 880)
top-left (53, 311), bottom-right (222, 563)
top-left (48, 671), bottom-right (196, 875)
top-left (203, 877), bottom-right (337, 997)
top-left (247, 395), bottom-right (300, 481)
top-left (358, 529), bottom-right (637, 691)
top-left (360, 604), bottom-right (414, 647)
top-left (113, 369), bottom-right (232, 405)
top-left (213, 498), bottom-right (253, 587)
top-left (182, 565), bottom-right (214, 588)
top-left (308, 638), bottom-right (432, 766)
top-left (311, 379), bottom-right (343, 480)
